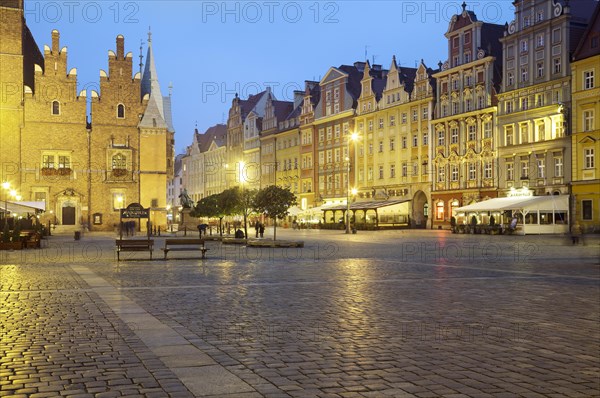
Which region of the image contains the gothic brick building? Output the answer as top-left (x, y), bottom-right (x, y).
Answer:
top-left (0, 0), bottom-right (174, 231)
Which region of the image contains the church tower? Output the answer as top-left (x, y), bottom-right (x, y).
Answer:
top-left (138, 31), bottom-right (175, 229)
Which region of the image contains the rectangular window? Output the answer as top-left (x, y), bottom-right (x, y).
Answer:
top-left (58, 156), bottom-right (70, 169)
top-left (319, 129), bottom-right (324, 142)
top-left (402, 163), bottom-right (407, 177)
top-left (378, 141), bottom-right (383, 153)
top-left (537, 62), bottom-right (544, 78)
top-left (413, 134), bottom-right (418, 147)
top-left (468, 163), bottom-right (476, 180)
top-left (113, 193), bottom-right (126, 211)
top-left (584, 70), bottom-right (595, 89)
top-left (390, 115), bottom-right (396, 126)
top-left (583, 110), bottom-right (594, 132)
top-left (582, 200), bottom-right (593, 221)
top-left (423, 131), bottom-right (429, 146)
top-left (521, 160), bottom-right (529, 179)
top-left (412, 109), bottom-right (418, 122)
top-left (521, 39), bottom-right (528, 52)
top-left (402, 136), bottom-right (407, 149)
top-left (390, 164), bottom-right (396, 178)
top-left (390, 138), bottom-right (395, 151)
top-left (378, 165), bottom-right (384, 179)
top-left (368, 120), bottom-right (373, 132)
top-left (484, 122), bottom-right (492, 138)
top-left (506, 101), bottom-right (513, 113)
top-left (466, 99), bottom-right (472, 112)
top-left (379, 118), bottom-right (384, 129)
top-left (536, 34), bottom-right (544, 48)
top-left (584, 148), bottom-right (595, 169)
top-left (438, 131), bottom-right (445, 146)
top-left (484, 162), bottom-right (492, 179)
top-left (508, 72), bottom-right (514, 86)
top-left (522, 98), bottom-right (529, 110)
top-left (422, 108), bottom-right (428, 120)
top-left (537, 159), bottom-right (545, 178)
top-left (553, 58), bottom-right (561, 74)
top-left (521, 125), bottom-right (529, 144)
top-left (521, 67), bottom-right (528, 82)
top-left (468, 125), bottom-right (476, 141)
top-left (554, 156), bottom-right (563, 177)
top-left (451, 128), bottom-right (459, 144)
top-left (552, 28), bottom-right (561, 44)
top-left (506, 163), bottom-right (514, 180)
top-left (401, 113), bottom-right (407, 124)
top-left (335, 125), bottom-right (341, 138)
top-left (451, 165), bottom-right (459, 181)
top-left (42, 155), bottom-right (55, 169)
top-left (438, 166), bottom-right (445, 183)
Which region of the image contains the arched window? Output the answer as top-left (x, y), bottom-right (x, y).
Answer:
top-left (117, 104), bottom-right (125, 118)
top-left (112, 153), bottom-right (126, 170)
top-left (52, 101), bottom-right (60, 115)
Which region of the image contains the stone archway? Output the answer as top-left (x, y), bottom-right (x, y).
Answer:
top-left (412, 190), bottom-right (428, 229)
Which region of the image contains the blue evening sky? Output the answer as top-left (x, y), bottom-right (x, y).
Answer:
top-left (24, 1), bottom-right (515, 153)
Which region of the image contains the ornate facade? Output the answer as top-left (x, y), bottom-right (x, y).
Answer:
top-left (431, 4), bottom-right (504, 227)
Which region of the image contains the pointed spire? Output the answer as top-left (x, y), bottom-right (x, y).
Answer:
top-left (139, 30), bottom-right (168, 130)
top-left (362, 59), bottom-right (371, 79)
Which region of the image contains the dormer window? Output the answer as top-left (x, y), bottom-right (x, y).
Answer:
top-left (117, 104), bottom-right (125, 118)
top-left (52, 100), bottom-right (60, 115)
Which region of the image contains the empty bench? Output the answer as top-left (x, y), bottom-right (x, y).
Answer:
top-left (116, 239), bottom-right (154, 261)
top-left (162, 238), bottom-right (209, 260)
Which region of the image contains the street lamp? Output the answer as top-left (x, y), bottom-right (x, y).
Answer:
top-left (345, 132), bottom-right (359, 234)
top-left (1, 182), bottom-right (10, 221)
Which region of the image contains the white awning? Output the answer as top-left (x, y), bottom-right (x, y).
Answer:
top-left (0, 201), bottom-right (45, 214)
top-left (454, 195), bottom-right (569, 213)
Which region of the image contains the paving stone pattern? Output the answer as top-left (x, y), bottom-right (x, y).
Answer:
top-left (1, 230), bottom-right (599, 397)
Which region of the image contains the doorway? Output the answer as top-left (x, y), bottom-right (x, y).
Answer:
top-left (62, 206), bottom-right (76, 225)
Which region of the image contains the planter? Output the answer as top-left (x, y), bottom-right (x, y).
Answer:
top-left (0, 241), bottom-right (23, 250)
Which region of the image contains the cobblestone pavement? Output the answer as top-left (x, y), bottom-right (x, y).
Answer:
top-left (1, 229), bottom-right (599, 397)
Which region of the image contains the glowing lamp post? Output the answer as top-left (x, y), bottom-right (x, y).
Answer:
top-left (345, 132), bottom-right (359, 234)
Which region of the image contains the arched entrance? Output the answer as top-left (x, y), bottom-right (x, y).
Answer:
top-left (412, 191), bottom-right (428, 229)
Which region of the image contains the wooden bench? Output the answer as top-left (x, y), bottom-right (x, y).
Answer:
top-left (116, 239), bottom-right (154, 261)
top-left (162, 238), bottom-right (209, 260)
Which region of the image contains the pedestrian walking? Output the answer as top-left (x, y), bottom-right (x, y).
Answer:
top-left (254, 221), bottom-right (260, 238)
top-left (259, 222), bottom-right (265, 238)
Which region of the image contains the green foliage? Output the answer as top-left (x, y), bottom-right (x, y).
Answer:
top-left (253, 185), bottom-right (297, 219)
top-left (253, 185), bottom-right (297, 241)
top-left (2, 223), bottom-right (10, 243)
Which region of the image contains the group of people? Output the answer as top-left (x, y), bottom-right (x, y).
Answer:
top-left (120, 220), bottom-right (136, 236)
top-left (254, 221), bottom-right (265, 238)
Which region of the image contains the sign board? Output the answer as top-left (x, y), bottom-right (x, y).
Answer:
top-left (507, 187), bottom-right (533, 198)
top-left (120, 203), bottom-right (149, 218)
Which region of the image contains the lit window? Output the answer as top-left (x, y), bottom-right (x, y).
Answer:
top-left (554, 156), bottom-right (563, 177)
top-left (583, 110), bottom-right (595, 132)
top-left (584, 70), bottom-right (595, 89)
top-left (584, 148), bottom-right (595, 169)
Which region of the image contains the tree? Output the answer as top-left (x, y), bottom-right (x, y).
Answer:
top-left (253, 185), bottom-right (297, 241)
top-left (193, 193), bottom-right (229, 236)
top-left (231, 187), bottom-right (257, 240)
